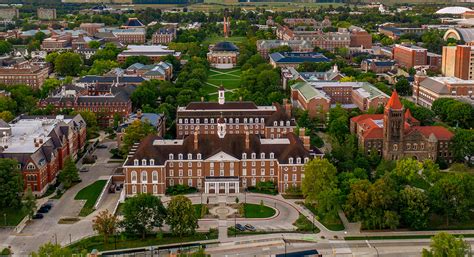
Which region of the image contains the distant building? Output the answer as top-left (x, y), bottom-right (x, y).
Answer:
top-left (0, 60), bottom-right (50, 89)
top-left (256, 40), bottom-right (313, 59)
top-left (442, 45), bottom-right (474, 80)
top-left (379, 26), bottom-right (427, 40)
top-left (79, 23), bottom-right (105, 36)
top-left (151, 26), bottom-right (176, 45)
top-left (97, 28), bottom-right (146, 44)
top-left (281, 65), bottom-right (345, 89)
top-left (443, 28), bottom-right (474, 45)
top-left (0, 114), bottom-right (86, 195)
top-left (282, 17), bottom-right (331, 29)
top-left (116, 110), bottom-right (166, 147)
top-left (39, 83), bottom-right (134, 127)
top-left (361, 59), bottom-right (397, 73)
top-left (0, 8), bottom-right (19, 20)
top-left (349, 27), bottom-right (373, 49)
top-left (37, 8), bottom-right (56, 20)
top-left (122, 18), bottom-right (145, 29)
top-left (207, 42), bottom-right (239, 69)
top-left (393, 44), bottom-right (428, 69)
top-left (413, 74), bottom-right (474, 108)
top-left (291, 81), bottom-right (390, 118)
top-left (269, 52), bottom-right (330, 68)
top-left (125, 61), bottom-right (173, 81)
top-left (351, 91), bottom-right (454, 162)
top-left (41, 30), bottom-right (88, 52)
top-left (117, 45), bottom-right (181, 63)
top-left (276, 26), bottom-right (351, 52)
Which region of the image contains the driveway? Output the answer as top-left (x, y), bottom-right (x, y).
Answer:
top-left (0, 140), bottom-right (122, 255)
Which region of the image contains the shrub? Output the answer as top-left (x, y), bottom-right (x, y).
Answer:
top-left (165, 184), bottom-right (198, 196)
top-left (248, 181), bottom-right (278, 195)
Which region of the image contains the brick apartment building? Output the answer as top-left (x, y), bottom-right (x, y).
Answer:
top-left (351, 91), bottom-right (454, 162)
top-left (413, 74), bottom-right (474, 108)
top-left (0, 115), bottom-right (86, 195)
top-left (0, 8), bottom-right (19, 20)
top-left (442, 45), bottom-right (474, 80)
top-left (393, 44), bottom-right (427, 68)
top-left (256, 40), bottom-right (313, 59)
top-left (291, 81), bottom-right (390, 118)
top-left (39, 83), bottom-right (134, 127)
top-left (0, 61), bottom-right (50, 89)
top-left (122, 92), bottom-right (324, 196)
top-left (37, 8), bottom-right (56, 20)
top-left (349, 29), bottom-right (373, 49)
top-left (79, 23), bottom-right (105, 36)
top-left (151, 26), bottom-right (176, 44)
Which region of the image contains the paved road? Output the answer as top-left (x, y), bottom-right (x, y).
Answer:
top-left (0, 140), bottom-right (122, 255)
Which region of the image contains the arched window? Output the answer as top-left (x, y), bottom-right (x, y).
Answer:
top-left (134, 159), bottom-right (139, 166)
top-left (152, 171), bottom-right (158, 183)
top-left (141, 171), bottom-right (147, 183)
top-left (188, 153), bottom-right (192, 160)
top-left (251, 153), bottom-right (256, 159)
top-left (197, 153), bottom-right (202, 159)
top-left (296, 157), bottom-right (301, 164)
top-left (273, 121), bottom-right (277, 126)
top-left (131, 171), bottom-right (137, 183)
top-left (269, 152), bottom-right (274, 159)
top-left (169, 153), bottom-right (174, 160)
top-left (150, 159), bottom-right (155, 166)
top-left (289, 157), bottom-right (294, 164)
top-left (142, 159), bottom-right (147, 166)
top-left (242, 153), bottom-right (247, 159)
top-left (260, 152), bottom-right (265, 159)
top-left (178, 153), bottom-right (183, 160)
top-left (27, 163), bottom-right (35, 170)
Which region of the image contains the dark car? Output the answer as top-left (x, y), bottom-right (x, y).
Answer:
top-left (32, 213), bottom-right (44, 219)
top-left (37, 207), bottom-right (49, 213)
top-left (80, 167), bottom-right (89, 172)
top-left (244, 224), bottom-right (256, 231)
top-left (41, 203), bottom-right (53, 210)
top-left (235, 224), bottom-right (245, 231)
top-left (96, 144), bottom-right (108, 149)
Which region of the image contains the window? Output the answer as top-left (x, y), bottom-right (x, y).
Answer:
top-left (179, 170), bottom-right (183, 177)
top-left (292, 174), bottom-right (297, 181)
top-left (293, 167), bottom-right (297, 171)
top-left (251, 153), bottom-right (256, 159)
top-left (169, 170), bottom-right (174, 177)
top-left (197, 169), bottom-right (202, 176)
top-left (242, 168), bottom-right (247, 176)
top-left (269, 152), bottom-right (274, 159)
top-left (150, 159), bottom-right (155, 166)
top-left (27, 163), bottom-right (35, 170)
top-left (197, 162), bottom-right (201, 167)
top-left (296, 157), bottom-right (301, 164)
top-left (210, 170), bottom-right (214, 176)
top-left (289, 157), bottom-right (294, 164)
top-left (304, 157), bottom-right (309, 163)
top-left (242, 153), bottom-right (247, 159)
top-left (251, 178), bottom-right (256, 186)
top-left (252, 169), bottom-right (256, 176)
top-left (142, 159), bottom-right (147, 166)
top-left (141, 171), bottom-right (147, 183)
top-left (393, 144), bottom-right (398, 151)
top-left (131, 171), bottom-right (137, 183)
top-left (220, 170), bottom-right (224, 176)
top-left (413, 143), bottom-right (418, 150)
top-left (197, 153), bottom-right (202, 159)
top-left (270, 169), bottom-right (274, 176)
top-left (152, 171), bottom-right (158, 183)
top-left (132, 185), bottom-right (137, 194)
top-left (252, 161), bottom-right (256, 167)
top-left (178, 154), bottom-right (183, 160)
top-left (188, 169), bottom-right (192, 176)
top-left (260, 153), bottom-right (265, 159)
top-left (188, 162), bottom-right (192, 168)
top-left (169, 154), bottom-right (174, 160)
top-left (142, 185), bottom-right (147, 193)
top-left (261, 169), bottom-right (265, 176)
top-left (134, 159), bottom-right (139, 166)
top-left (188, 153), bottom-right (192, 160)
top-left (284, 174), bottom-right (288, 181)
top-left (153, 185), bottom-right (158, 194)
top-left (243, 162), bottom-right (247, 167)
top-left (169, 179), bottom-right (174, 186)
top-left (170, 162), bottom-right (174, 167)
top-left (188, 179), bottom-right (193, 187)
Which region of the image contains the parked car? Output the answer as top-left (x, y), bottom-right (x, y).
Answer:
top-left (235, 224), bottom-right (245, 231)
top-left (109, 184), bottom-right (116, 193)
top-left (32, 213), bottom-right (44, 219)
top-left (80, 167), bottom-right (89, 172)
top-left (41, 203), bottom-right (53, 210)
top-left (244, 224), bottom-right (256, 231)
top-left (37, 207), bottom-right (49, 213)
top-left (97, 144), bottom-right (108, 149)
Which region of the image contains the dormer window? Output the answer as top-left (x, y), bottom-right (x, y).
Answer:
top-left (188, 153), bottom-right (192, 160)
top-left (150, 159), bottom-right (155, 166)
top-left (274, 121), bottom-right (277, 126)
top-left (251, 153), bottom-right (256, 159)
top-left (296, 157), bottom-right (301, 164)
top-left (250, 118), bottom-right (253, 123)
top-left (289, 157), bottom-right (294, 164)
top-left (304, 157), bottom-right (309, 163)
top-left (242, 153), bottom-right (247, 159)
top-left (134, 159), bottom-right (139, 166)
top-left (269, 152), bottom-right (274, 159)
top-left (178, 154), bottom-right (183, 160)
top-left (27, 163), bottom-right (35, 170)
top-left (286, 121), bottom-right (290, 126)
top-left (169, 154), bottom-right (174, 160)
top-left (190, 119), bottom-right (194, 124)
top-left (197, 153), bottom-right (202, 159)
top-left (260, 153), bottom-right (265, 159)
top-left (236, 118), bottom-right (239, 123)
top-left (142, 159), bottom-right (147, 166)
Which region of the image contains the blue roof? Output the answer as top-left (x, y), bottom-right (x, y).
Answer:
top-left (365, 59), bottom-right (396, 67)
top-left (270, 52), bottom-right (330, 64)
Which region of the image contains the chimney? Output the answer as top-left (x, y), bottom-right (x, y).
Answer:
top-left (283, 99), bottom-right (291, 117)
top-left (299, 127), bottom-right (306, 138)
top-left (194, 128), bottom-right (199, 150)
top-left (245, 131), bottom-right (250, 150)
top-left (303, 135), bottom-right (310, 150)
top-left (39, 138), bottom-right (43, 144)
top-left (136, 109), bottom-right (143, 120)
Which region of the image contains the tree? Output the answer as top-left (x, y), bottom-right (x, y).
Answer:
top-left (0, 41), bottom-right (12, 55)
top-left (58, 157), bottom-right (79, 189)
top-left (87, 60), bottom-right (119, 75)
top-left (131, 80), bottom-right (160, 109)
top-left (446, 101), bottom-right (473, 129)
top-left (92, 209), bottom-right (118, 244)
top-left (121, 193), bottom-right (166, 239)
top-left (166, 195), bottom-right (198, 236)
top-left (22, 188), bottom-right (37, 220)
top-left (73, 111), bottom-right (98, 139)
top-left (88, 40), bottom-right (101, 49)
top-left (0, 158), bottom-right (23, 208)
top-left (93, 43), bottom-right (121, 61)
top-left (31, 242), bottom-right (73, 257)
top-left (450, 129), bottom-right (474, 163)
top-left (422, 232), bottom-right (470, 257)
top-left (393, 158), bottom-right (422, 183)
top-left (123, 55), bottom-right (152, 68)
top-left (302, 159), bottom-right (339, 203)
top-left (399, 187), bottom-right (430, 230)
top-left (40, 78), bottom-right (61, 98)
top-left (394, 77), bottom-right (411, 96)
top-left (54, 52), bottom-right (83, 76)
top-left (120, 120), bottom-right (155, 155)
top-left (0, 110), bottom-right (14, 122)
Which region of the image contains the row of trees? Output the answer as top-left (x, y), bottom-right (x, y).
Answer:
top-left (92, 194), bottom-right (198, 242)
top-left (432, 98), bottom-right (473, 129)
top-left (302, 157), bottom-right (474, 230)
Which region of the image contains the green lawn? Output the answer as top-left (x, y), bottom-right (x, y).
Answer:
top-left (68, 230), bottom-right (218, 253)
top-left (345, 234), bottom-right (474, 241)
top-left (0, 207), bottom-right (28, 227)
top-left (74, 180), bottom-right (107, 217)
top-left (303, 203), bottom-right (345, 231)
top-left (243, 203), bottom-right (276, 218)
top-left (203, 35), bottom-right (247, 45)
top-left (204, 68), bottom-right (241, 101)
top-left (293, 214), bottom-right (320, 233)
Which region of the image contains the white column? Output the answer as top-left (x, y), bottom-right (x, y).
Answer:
top-left (225, 182), bottom-right (229, 194)
top-left (235, 182), bottom-right (239, 193)
top-left (205, 182), bottom-right (208, 194)
top-left (215, 182), bottom-right (218, 194)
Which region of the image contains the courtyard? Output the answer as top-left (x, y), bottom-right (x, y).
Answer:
top-left (204, 68), bottom-right (241, 101)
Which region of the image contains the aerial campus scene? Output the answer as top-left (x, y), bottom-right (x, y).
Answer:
top-left (0, 0), bottom-right (473, 256)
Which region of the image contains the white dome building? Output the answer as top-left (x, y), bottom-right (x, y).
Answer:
top-left (435, 6), bottom-right (473, 15)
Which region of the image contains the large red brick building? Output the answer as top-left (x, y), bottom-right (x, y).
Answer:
top-left (0, 60), bottom-right (50, 89)
top-left (351, 91), bottom-right (454, 162)
top-left (393, 44), bottom-right (427, 69)
top-left (0, 115), bottom-right (86, 195)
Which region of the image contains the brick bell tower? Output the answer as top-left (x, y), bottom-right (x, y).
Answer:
top-left (383, 90), bottom-right (405, 160)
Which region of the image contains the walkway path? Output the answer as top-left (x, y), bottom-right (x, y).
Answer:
top-left (209, 69), bottom-right (241, 78)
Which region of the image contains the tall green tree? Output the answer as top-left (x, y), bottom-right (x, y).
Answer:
top-left (0, 41), bottom-right (13, 55)
top-left (22, 188), bottom-right (37, 220)
top-left (58, 157), bottom-right (79, 189)
top-left (120, 120), bottom-right (155, 155)
top-left (0, 158), bottom-right (23, 208)
top-left (31, 242), bottom-right (73, 257)
top-left (399, 187), bottom-right (430, 230)
top-left (121, 194), bottom-right (166, 239)
top-left (422, 232), bottom-right (470, 257)
top-left (450, 129), bottom-right (474, 163)
top-left (166, 195), bottom-right (198, 236)
top-left (92, 209), bottom-right (118, 244)
top-left (54, 52), bottom-right (83, 76)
